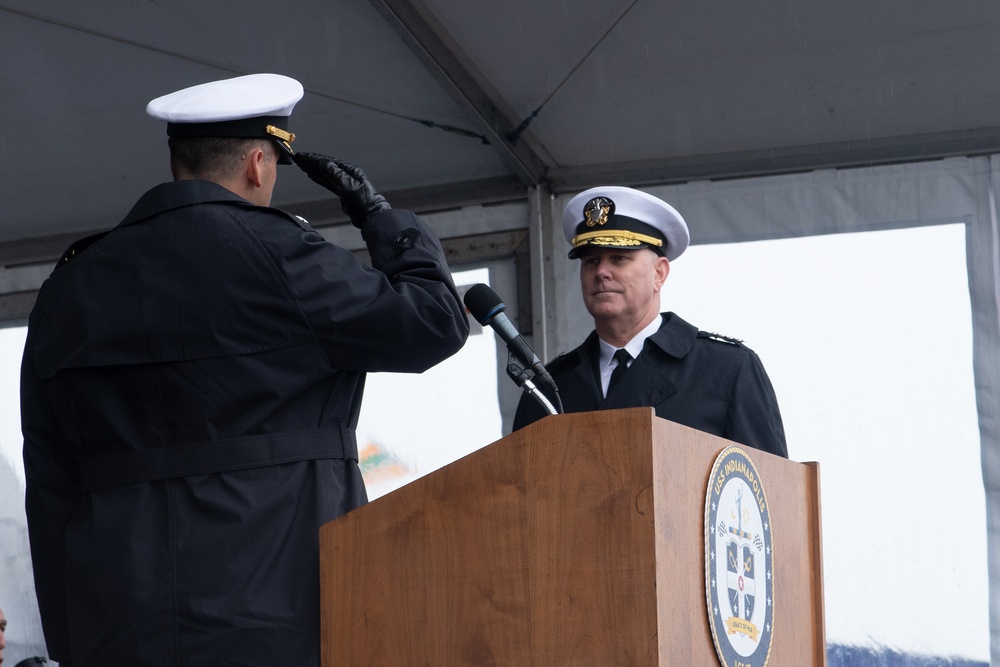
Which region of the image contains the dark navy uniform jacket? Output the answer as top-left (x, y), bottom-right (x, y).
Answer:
top-left (512, 312), bottom-right (787, 458)
top-left (21, 180), bottom-right (469, 665)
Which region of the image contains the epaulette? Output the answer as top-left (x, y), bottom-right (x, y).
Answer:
top-left (55, 231), bottom-right (110, 269)
top-left (698, 331), bottom-right (744, 345)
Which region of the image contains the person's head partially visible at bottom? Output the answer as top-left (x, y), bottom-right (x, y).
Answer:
top-left (563, 186), bottom-right (689, 348)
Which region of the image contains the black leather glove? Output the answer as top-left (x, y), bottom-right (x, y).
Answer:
top-left (293, 152), bottom-right (391, 228)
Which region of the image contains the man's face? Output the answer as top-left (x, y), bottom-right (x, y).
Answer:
top-left (579, 246), bottom-right (669, 329)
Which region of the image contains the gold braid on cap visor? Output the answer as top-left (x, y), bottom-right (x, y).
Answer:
top-left (266, 125), bottom-right (296, 152)
top-left (571, 230), bottom-right (664, 249)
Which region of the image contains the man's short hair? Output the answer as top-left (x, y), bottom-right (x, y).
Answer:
top-left (168, 136), bottom-right (270, 179)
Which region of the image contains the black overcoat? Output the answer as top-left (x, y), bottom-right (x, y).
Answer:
top-left (21, 180), bottom-right (470, 665)
top-left (512, 312), bottom-right (787, 458)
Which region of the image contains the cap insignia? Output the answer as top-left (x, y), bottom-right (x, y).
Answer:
top-left (583, 197), bottom-right (614, 227)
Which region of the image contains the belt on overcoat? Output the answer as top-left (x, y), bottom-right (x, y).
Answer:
top-left (79, 427), bottom-right (359, 492)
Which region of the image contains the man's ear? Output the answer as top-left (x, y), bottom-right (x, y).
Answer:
top-left (653, 255), bottom-right (670, 291)
top-left (245, 148), bottom-right (265, 189)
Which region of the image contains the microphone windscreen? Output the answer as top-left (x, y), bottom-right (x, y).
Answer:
top-left (463, 283), bottom-right (506, 324)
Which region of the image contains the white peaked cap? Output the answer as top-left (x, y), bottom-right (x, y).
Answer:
top-left (562, 185), bottom-right (690, 261)
top-left (147, 73), bottom-right (303, 123)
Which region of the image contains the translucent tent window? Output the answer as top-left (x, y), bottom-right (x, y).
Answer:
top-left (664, 224), bottom-right (988, 663)
top-left (356, 267), bottom-right (503, 499)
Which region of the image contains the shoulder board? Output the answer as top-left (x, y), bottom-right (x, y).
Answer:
top-left (697, 331), bottom-right (744, 345)
top-left (56, 231), bottom-right (111, 269)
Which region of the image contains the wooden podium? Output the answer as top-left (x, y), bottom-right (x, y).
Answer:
top-left (319, 408), bottom-right (825, 665)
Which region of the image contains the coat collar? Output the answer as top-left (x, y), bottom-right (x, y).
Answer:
top-left (549, 311), bottom-right (700, 410)
top-left (54, 181), bottom-right (254, 268)
top-left (118, 180), bottom-right (251, 228)
top-left (644, 311), bottom-right (699, 359)
top-left (599, 312), bottom-right (693, 408)
top-left (560, 311), bottom-right (699, 369)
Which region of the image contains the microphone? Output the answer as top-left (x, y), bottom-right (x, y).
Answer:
top-left (464, 284), bottom-right (546, 376)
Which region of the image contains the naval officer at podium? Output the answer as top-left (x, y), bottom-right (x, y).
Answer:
top-left (513, 186), bottom-right (787, 458)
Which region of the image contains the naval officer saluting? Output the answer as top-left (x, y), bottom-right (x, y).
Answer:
top-left (22, 73), bottom-right (469, 665)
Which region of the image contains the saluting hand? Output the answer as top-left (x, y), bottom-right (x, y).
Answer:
top-left (293, 152), bottom-right (391, 228)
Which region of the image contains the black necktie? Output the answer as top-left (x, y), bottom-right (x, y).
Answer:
top-left (607, 348), bottom-right (632, 395)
